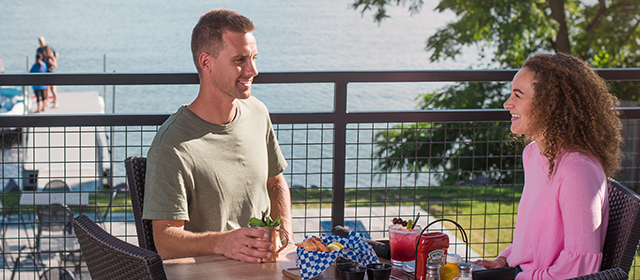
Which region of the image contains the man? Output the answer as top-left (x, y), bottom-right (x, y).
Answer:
top-left (142, 9), bottom-right (292, 263)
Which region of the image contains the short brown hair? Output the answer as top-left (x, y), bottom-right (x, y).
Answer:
top-left (523, 53), bottom-right (622, 178)
top-left (190, 9), bottom-right (255, 72)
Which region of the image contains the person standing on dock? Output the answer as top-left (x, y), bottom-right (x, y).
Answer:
top-left (36, 37), bottom-right (59, 108)
top-left (143, 9), bottom-right (292, 263)
top-left (30, 53), bottom-right (47, 113)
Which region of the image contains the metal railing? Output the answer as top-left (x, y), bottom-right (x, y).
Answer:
top-left (1, 69), bottom-right (640, 279)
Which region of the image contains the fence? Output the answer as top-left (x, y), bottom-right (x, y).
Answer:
top-left (0, 69), bottom-right (639, 279)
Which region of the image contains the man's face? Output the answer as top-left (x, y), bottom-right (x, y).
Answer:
top-left (39, 37), bottom-right (46, 47)
top-left (209, 31), bottom-right (258, 100)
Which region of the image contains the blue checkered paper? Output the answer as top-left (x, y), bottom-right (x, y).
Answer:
top-left (295, 231), bottom-right (379, 280)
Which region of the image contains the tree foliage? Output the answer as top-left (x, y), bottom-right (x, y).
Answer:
top-left (353, 0), bottom-right (640, 185)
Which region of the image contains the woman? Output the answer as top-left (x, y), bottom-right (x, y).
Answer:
top-left (43, 45), bottom-right (59, 108)
top-left (473, 53), bottom-right (622, 279)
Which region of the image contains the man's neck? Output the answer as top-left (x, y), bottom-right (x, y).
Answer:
top-left (187, 92), bottom-right (237, 125)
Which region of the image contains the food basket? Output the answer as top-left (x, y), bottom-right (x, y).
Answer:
top-left (295, 231), bottom-right (380, 280)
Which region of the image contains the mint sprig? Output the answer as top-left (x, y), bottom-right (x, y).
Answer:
top-left (249, 211), bottom-right (281, 227)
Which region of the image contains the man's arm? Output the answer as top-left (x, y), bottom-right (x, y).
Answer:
top-left (152, 220), bottom-right (275, 262)
top-left (266, 173), bottom-right (292, 239)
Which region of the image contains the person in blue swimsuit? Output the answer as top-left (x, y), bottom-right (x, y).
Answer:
top-left (29, 53), bottom-right (47, 113)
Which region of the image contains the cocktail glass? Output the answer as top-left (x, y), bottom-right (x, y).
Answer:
top-left (388, 224), bottom-right (422, 266)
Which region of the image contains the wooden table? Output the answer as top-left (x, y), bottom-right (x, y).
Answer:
top-left (163, 245), bottom-right (299, 280)
top-left (163, 245), bottom-right (410, 280)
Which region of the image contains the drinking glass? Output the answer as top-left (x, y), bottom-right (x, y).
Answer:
top-left (388, 224), bottom-right (422, 266)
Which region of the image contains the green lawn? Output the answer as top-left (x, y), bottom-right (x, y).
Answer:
top-left (5, 186), bottom-right (638, 276)
top-left (291, 185), bottom-right (522, 257)
top-left (0, 191), bottom-right (132, 216)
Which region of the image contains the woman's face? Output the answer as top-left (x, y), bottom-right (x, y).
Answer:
top-left (504, 68), bottom-right (537, 137)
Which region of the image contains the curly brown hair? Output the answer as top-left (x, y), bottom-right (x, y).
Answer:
top-left (522, 53), bottom-right (622, 178)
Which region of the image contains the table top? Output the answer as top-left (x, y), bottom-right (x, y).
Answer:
top-left (163, 245), bottom-right (410, 280)
top-left (163, 245), bottom-right (299, 280)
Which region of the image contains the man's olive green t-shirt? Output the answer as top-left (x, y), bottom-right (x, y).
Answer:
top-left (142, 97), bottom-right (287, 233)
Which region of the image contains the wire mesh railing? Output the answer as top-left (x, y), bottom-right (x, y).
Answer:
top-left (0, 70), bottom-right (639, 279)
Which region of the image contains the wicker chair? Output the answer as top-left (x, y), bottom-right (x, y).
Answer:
top-left (72, 214), bottom-right (167, 280)
top-left (124, 156), bottom-right (156, 252)
top-left (567, 179), bottom-right (640, 280)
top-left (569, 267), bottom-right (628, 280)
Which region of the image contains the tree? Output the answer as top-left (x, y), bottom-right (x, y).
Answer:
top-left (353, 0), bottom-right (640, 185)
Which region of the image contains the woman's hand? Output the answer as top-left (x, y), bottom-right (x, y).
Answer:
top-left (473, 256), bottom-right (508, 269)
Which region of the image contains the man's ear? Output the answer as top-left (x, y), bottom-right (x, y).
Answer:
top-left (199, 52), bottom-right (212, 73)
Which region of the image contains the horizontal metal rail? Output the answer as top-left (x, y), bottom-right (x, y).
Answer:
top-left (2, 108), bottom-right (640, 127)
top-left (1, 68), bottom-right (640, 86)
top-left (2, 69), bottom-right (640, 231)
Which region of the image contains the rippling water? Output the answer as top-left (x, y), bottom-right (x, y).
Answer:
top-left (0, 0), bottom-right (486, 189)
top-left (0, 0), bottom-right (486, 112)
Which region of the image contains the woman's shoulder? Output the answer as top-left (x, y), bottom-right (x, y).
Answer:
top-left (555, 149), bottom-right (605, 181)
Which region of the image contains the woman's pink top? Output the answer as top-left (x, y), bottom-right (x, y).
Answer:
top-left (499, 142), bottom-right (609, 279)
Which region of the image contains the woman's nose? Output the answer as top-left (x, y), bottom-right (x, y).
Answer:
top-left (504, 96), bottom-right (513, 110)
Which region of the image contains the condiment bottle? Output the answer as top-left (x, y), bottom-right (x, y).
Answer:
top-left (440, 253), bottom-right (460, 280)
top-left (455, 262), bottom-right (473, 280)
top-left (415, 232), bottom-right (449, 280)
top-left (425, 263), bottom-right (440, 280)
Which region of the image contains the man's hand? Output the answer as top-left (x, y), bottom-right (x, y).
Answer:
top-left (216, 227), bottom-right (276, 263)
top-left (153, 220), bottom-right (274, 262)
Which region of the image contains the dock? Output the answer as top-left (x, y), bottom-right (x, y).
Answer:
top-left (21, 91), bottom-right (109, 192)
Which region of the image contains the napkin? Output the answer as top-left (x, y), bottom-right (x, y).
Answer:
top-left (296, 231), bottom-right (380, 280)
top-left (331, 225), bottom-right (390, 259)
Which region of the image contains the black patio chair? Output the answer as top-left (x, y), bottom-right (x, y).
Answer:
top-left (72, 214), bottom-right (167, 280)
top-left (124, 156), bottom-right (156, 252)
top-left (39, 267), bottom-right (76, 280)
top-left (567, 178), bottom-right (640, 280)
top-left (43, 180), bottom-right (71, 192)
top-left (36, 204), bottom-right (82, 275)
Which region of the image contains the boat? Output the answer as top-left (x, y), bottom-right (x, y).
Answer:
top-left (0, 86), bottom-right (29, 115)
top-left (0, 86), bottom-right (30, 132)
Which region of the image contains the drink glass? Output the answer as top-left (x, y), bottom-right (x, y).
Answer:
top-left (388, 224), bottom-right (422, 266)
top-left (249, 224), bottom-right (290, 263)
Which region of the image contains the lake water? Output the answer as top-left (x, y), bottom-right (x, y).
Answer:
top-left (0, 0), bottom-right (486, 113)
top-left (0, 0), bottom-right (486, 189)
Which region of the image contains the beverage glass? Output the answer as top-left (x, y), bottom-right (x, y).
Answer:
top-left (388, 224), bottom-right (422, 266)
top-left (249, 224), bottom-right (290, 263)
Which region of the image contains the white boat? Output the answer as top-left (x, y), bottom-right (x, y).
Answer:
top-left (0, 86), bottom-right (30, 132)
top-left (0, 86), bottom-right (29, 116)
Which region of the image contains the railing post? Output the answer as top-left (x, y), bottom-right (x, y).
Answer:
top-left (332, 81), bottom-right (348, 228)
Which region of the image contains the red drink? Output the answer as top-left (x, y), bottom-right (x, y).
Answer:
top-left (388, 224), bottom-right (422, 266)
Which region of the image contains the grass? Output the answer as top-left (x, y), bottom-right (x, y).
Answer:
top-left (6, 186), bottom-right (638, 273)
top-left (292, 184), bottom-right (522, 257)
top-left (0, 190), bottom-right (133, 216)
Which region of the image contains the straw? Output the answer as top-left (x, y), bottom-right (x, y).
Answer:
top-left (411, 212), bottom-right (421, 229)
